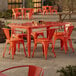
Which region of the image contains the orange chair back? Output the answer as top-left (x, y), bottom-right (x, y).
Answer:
top-left (28, 65), bottom-right (43, 76)
top-left (48, 29), bottom-right (55, 40)
top-left (0, 65), bottom-right (44, 76)
top-left (68, 26), bottom-right (74, 37)
top-left (29, 8), bottom-right (34, 15)
top-left (14, 8), bottom-right (18, 12)
top-left (2, 28), bottom-right (10, 40)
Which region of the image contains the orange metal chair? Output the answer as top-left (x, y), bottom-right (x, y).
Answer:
top-left (26, 8), bottom-right (34, 19)
top-left (24, 8), bottom-right (27, 19)
top-left (12, 8), bottom-right (21, 19)
top-left (42, 6), bottom-right (49, 15)
top-left (53, 26), bottom-right (74, 53)
top-left (11, 28), bottom-right (27, 52)
top-left (2, 28), bottom-right (27, 59)
top-left (32, 28), bottom-right (56, 59)
top-left (0, 65), bottom-right (44, 76)
top-left (48, 6), bottom-right (52, 13)
top-left (51, 6), bottom-right (58, 14)
top-left (38, 8), bottom-right (43, 13)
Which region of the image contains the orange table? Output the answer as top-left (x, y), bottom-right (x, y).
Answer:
top-left (7, 22), bottom-right (67, 57)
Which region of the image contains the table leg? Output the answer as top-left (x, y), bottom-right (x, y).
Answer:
top-left (22, 9), bottom-right (23, 19)
top-left (27, 28), bottom-right (31, 57)
top-left (46, 27), bottom-right (50, 38)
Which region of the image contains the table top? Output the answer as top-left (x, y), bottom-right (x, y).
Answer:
top-left (7, 22), bottom-right (66, 29)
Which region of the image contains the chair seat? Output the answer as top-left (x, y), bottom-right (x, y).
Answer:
top-left (17, 12), bottom-right (21, 15)
top-left (9, 38), bottom-right (24, 42)
top-left (54, 32), bottom-right (65, 36)
top-left (31, 32), bottom-right (44, 38)
top-left (14, 33), bottom-right (27, 38)
top-left (36, 38), bottom-right (50, 42)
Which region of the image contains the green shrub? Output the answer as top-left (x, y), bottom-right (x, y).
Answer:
top-left (0, 20), bottom-right (6, 43)
top-left (0, 9), bottom-right (12, 19)
top-left (0, 12), bottom-right (3, 18)
top-left (4, 10), bottom-right (12, 19)
top-left (57, 65), bottom-right (76, 76)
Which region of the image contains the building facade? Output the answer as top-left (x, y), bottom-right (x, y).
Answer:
top-left (0, 0), bottom-right (76, 12)
top-left (0, 0), bottom-right (42, 12)
top-left (0, 0), bottom-right (8, 12)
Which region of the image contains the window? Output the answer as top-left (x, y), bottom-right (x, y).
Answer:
top-left (8, 0), bottom-right (23, 9)
top-left (32, 0), bottom-right (42, 12)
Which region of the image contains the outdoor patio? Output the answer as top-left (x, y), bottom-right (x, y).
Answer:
top-left (0, 14), bottom-right (76, 76)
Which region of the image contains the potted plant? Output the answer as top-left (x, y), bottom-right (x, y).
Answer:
top-left (57, 65), bottom-right (76, 76)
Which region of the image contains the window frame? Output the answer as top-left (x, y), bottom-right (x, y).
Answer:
top-left (8, 0), bottom-right (23, 9)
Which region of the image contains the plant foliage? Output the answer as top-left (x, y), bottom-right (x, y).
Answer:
top-left (57, 65), bottom-right (76, 76)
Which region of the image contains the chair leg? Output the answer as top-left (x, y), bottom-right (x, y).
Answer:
top-left (42, 44), bottom-right (44, 56)
top-left (68, 39), bottom-right (74, 53)
top-left (26, 43), bottom-right (28, 48)
top-left (43, 42), bottom-right (48, 60)
top-left (53, 39), bottom-right (56, 51)
top-left (32, 43), bottom-right (37, 57)
top-left (43, 10), bottom-right (46, 15)
top-left (13, 44), bottom-right (16, 55)
top-left (9, 43), bottom-right (16, 57)
top-left (11, 47), bottom-right (15, 59)
top-left (9, 45), bottom-right (16, 55)
top-left (52, 39), bottom-right (56, 57)
top-left (51, 43), bottom-right (56, 57)
top-left (10, 42), bottom-right (16, 59)
top-left (63, 40), bottom-right (68, 54)
top-left (3, 42), bottom-right (7, 57)
top-left (9, 46), bottom-right (11, 55)
top-left (60, 40), bottom-right (64, 50)
top-left (18, 43), bottom-right (20, 52)
top-left (22, 41), bottom-right (27, 57)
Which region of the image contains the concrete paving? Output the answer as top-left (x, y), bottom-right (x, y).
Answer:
top-left (0, 14), bottom-right (76, 76)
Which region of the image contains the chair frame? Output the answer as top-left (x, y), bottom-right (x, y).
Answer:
top-left (0, 65), bottom-right (44, 76)
top-left (2, 28), bottom-right (27, 59)
top-left (53, 25), bottom-right (74, 53)
top-left (32, 28), bottom-right (56, 59)
top-left (12, 8), bottom-right (21, 19)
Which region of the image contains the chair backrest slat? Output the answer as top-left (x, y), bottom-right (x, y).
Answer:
top-left (28, 65), bottom-right (42, 76)
top-left (68, 26), bottom-right (74, 37)
top-left (2, 28), bottom-right (10, 40)
top-left (48, 28), bottom-right (55, 40)
top-left (0, 65), bottom-right (44, 76)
